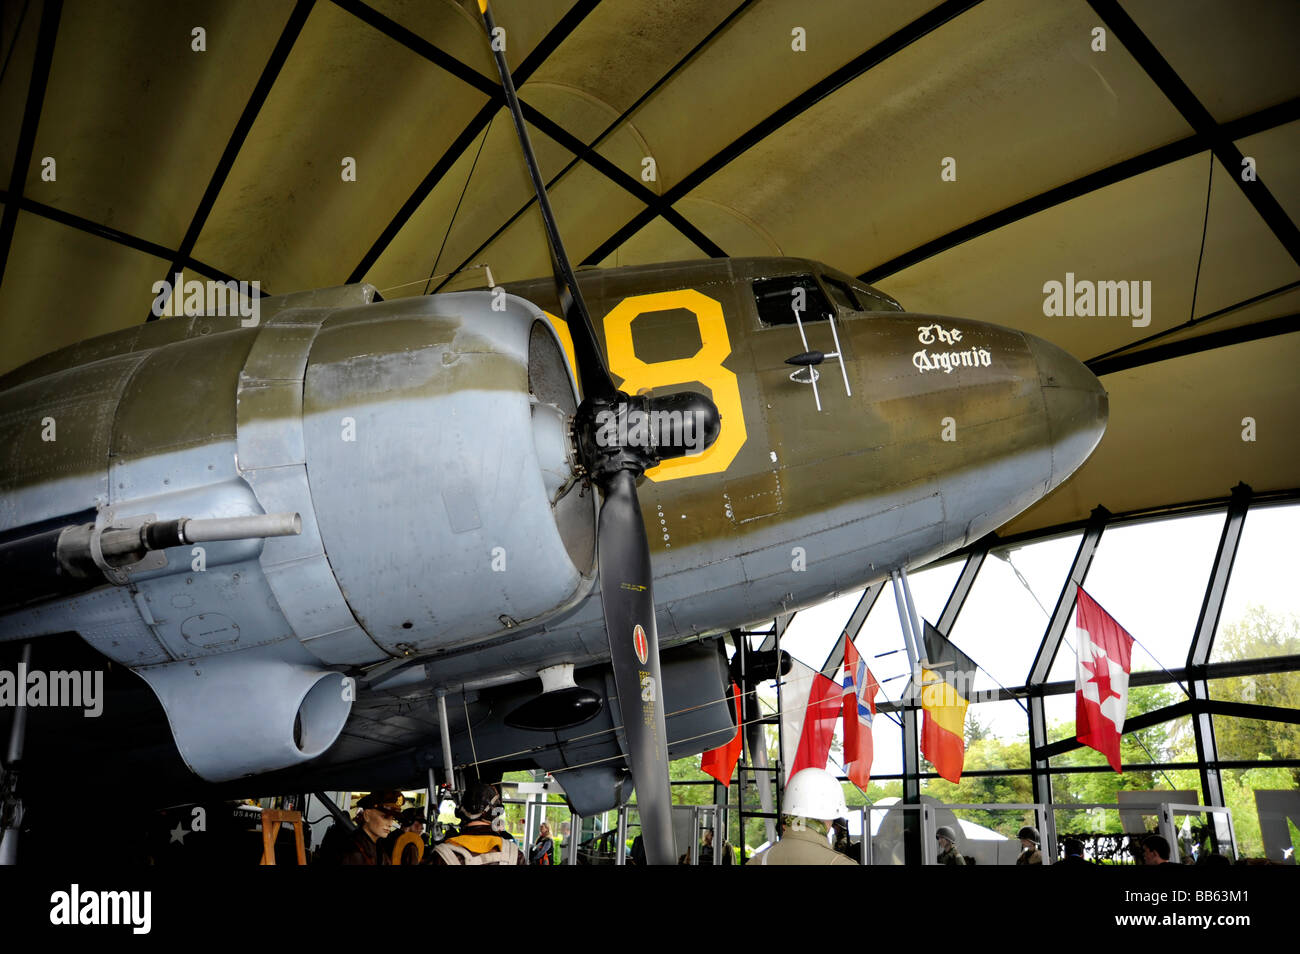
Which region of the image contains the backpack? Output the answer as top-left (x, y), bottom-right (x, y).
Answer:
top-left (433, 838), bottom-right (521, 866)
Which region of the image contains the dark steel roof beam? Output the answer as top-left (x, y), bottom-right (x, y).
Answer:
top-left (340, 0), bottom-right (723, 279)
top-left (147, 0), bottom-right (315, 321)
top-left (1088, 0), bottom-right (1300, 267)
top-left (580, 0), bottom-right (986, 267)
top-left (0, 189), bottom-right (258, 290)
top-left (1088, 312), bottom-right (1300, 376)
top-left (860, 96), bottom-right (1300, 285)
top-left (432, 0), bottom-right (758, 291)
top-left (0, 0), bottom-right (61, 288)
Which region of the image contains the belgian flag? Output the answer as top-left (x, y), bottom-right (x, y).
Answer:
top-left (919, 621), bottom-right (977, 783)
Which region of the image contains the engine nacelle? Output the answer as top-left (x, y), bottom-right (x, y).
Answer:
top-left (135, 641), bottom-right (353, 781)
top-left (299, 291), bottom-right (595, 655)
top-left (0, 287), bottom-right (594, 782)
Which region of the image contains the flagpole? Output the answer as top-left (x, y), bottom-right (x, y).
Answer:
top-left (898, 567), bottom-right (925, 675)
top-left (890, 571), bottom-right (923, 701)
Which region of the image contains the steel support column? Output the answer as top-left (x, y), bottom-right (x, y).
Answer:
top-left (1187, 484), bottom-right (1251, 850)
top-left (891, 571), bottom-right (926, 865)
top-left (819, 581), bottom-right (886, 678)
top-left (901, 706), bottom-right (921, 865)
top-left (1189, 484), bottom-right (1252, 669)
top-left (936, 546), bottom-right (988, 635)
top-left (772, 615), bottom-right (788, 824)
top-left (0, 644), bottom-right (32, 865)
top-left (1028, 506), bottom-right (1109, 811)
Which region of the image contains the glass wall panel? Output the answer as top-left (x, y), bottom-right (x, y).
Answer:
top-left (1212, 714), bottom-right (1300, 766)
top-left (1220, 766), bottom-right (1299, 861)
top-left (1207, 670), bottom-right (1300, 707)
top-left (1213, 502), bottom-right (1300, 662)
top-left (1048, 511), bottom-right (1223, 682)
top-left (781, 588), bottom-right (866, 669)
top-left (949, 532), bottom-right (1082, 691)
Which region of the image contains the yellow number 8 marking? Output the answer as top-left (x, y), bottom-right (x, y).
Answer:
top-left (541, 290), bottom-right (746, 482)
top-left (602, 289), bottom-right (746, 482)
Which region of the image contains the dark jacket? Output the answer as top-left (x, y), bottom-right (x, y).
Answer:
top-left (339, 828), bottom-right (390, 865)
top-left (530, 836), bottom-right (555, 865)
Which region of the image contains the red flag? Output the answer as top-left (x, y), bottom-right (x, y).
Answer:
top-left (1074, 587), bottom-right (1134, 773)
top-left (781, 660), bottom-right (841, 782)
top-left (700, 682), bottom-right (744, 786)
top-left (841, 637), bottom-right (878, 789)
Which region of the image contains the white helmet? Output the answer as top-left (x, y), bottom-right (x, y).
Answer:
top-left (784, 768), bottom-right (848, 820)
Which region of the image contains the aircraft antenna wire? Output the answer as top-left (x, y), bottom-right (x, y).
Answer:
top-left (424, 116), bottom-right (494, 296)
top-left (463, 690), bottom-right (481, 779)
top-left (448, 679), bottom-right (898, 777)
top-left (1187, 152), bottom-right (1214, 322)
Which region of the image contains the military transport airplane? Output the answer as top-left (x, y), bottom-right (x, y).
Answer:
top-left (0, 1), bottom-right (1107, 864)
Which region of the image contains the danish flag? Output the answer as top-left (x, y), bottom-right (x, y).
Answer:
top-left (1074, 587), bottom-right (1134, 773)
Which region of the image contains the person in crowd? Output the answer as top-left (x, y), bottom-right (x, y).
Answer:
top-left (1142, 833), bottom-right (1175, 866)
top-left (383, 807), bottom-right (426, 865)
top-left (1057, 836), bottom-right (1095, 866)
top-left (339, 791), bottom-right (404, 865)
top-left (831, 818), bottom-right (857, 859)
top-left (431, 783), bottom-right (524, 865)
top-left (935, 825), bottom-right (966, 865)
top-left (530, 821), bottom-right (555, 865)
top-left (747, 768), bottom-right (858, 866)
top-left (1016, 825), bottom-right (1043, 865)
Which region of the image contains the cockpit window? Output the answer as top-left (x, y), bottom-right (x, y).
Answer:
top-left (821, 275), bottom-right (861, 312)
top-left (752, 275), bottom-right (835, 327)
top-left (850, 280), bottom-right (903, 312)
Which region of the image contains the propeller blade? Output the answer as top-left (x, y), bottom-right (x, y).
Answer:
top-left (597, 468), bottom-right (674, 865)
top-left (478, 0), bottom-right (615, 400)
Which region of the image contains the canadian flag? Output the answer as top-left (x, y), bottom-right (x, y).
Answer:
top-left (1074, 587), bottom-right (1134, 773)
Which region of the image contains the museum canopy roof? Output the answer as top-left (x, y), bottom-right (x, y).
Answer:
top-left (1, 0), bottom-right (1296, 536)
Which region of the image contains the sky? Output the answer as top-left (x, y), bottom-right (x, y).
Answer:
top-left (765, 501), bottom-right (1300, 779)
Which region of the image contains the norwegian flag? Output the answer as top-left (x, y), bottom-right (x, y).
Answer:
top-left (1074, 587), bottom-right (1134, 773)
top-left (841, 637), bottom-right (879, 789)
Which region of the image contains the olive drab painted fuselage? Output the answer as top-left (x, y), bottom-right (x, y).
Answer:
top-left (0, 256), bottom-right (1106, 790)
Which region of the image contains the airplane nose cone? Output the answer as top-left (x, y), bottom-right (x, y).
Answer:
top-left (1025, 332), bottom-right (1108, 490)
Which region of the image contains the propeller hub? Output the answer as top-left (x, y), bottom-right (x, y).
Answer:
top-left (573, 390), bottom-right (721, 486)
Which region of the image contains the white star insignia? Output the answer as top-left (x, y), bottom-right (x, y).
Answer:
top-left (170, 822), bottom-right (188, 845)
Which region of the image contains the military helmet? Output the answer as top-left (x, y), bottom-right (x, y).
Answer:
top-left (456, 782), bottom-right (504, 823)
top-left (357, 790), bottom-right (405, 817)
top-left (783, 767), bottom-right (848, 820)
top-left (1018, 825), bottom-right (1040, 842)
top-left (935, 825), bottom-right (957, 842)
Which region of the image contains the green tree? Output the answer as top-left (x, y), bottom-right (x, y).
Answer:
top-left (1049, 684), bottom-right (1189, 835)
top-left (1209, 606), bottom-right (1300, 782)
